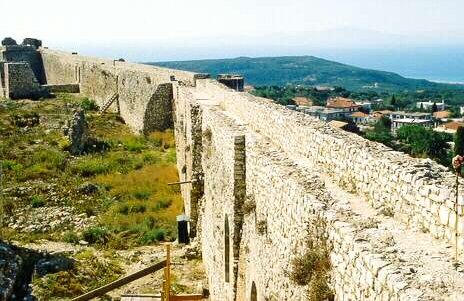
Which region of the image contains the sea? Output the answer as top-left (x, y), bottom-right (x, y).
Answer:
top-left (310, 47), bottom-right (464, 84)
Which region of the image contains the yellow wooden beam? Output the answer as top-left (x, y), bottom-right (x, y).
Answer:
top-left (170, 294), bottom-right (204, 301)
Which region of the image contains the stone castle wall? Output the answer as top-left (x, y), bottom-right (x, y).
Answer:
top-left (0, 45), bottom-right (46, 84)
top-left (4, 62), bottom-right (45, 99)
top-left (196, 79), bottom-right (464, 255)
top-left (38, 50), bottom-right (464, 300)
top-left (40, 49), bottom-right (195, 133)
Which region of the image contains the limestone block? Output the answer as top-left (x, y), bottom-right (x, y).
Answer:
top-left (439, 205), bottom-right (450, 225)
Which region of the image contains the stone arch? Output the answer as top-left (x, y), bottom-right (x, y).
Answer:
top-left (250, 281), bottom-right (257, 301)
top-left (225, 214), bottom-right (230, 283)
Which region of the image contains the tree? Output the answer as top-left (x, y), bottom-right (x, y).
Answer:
top-left (431, 102), bottom-right (438, 113)
top-left (397, 125), bottom-right (450, 164)
top-left (376, 116), bottom-right (392, 131)
top-left (454, 126), bottom-right (464, 156)
top-left (390, 95), bottom-right (397, 108)
top-left (365, 117), bottom-right (393, 146)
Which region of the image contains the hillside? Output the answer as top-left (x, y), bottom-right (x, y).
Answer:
top-left (0, 94), bottom-right (205, 300)
top-left (150, 56), bottom-right (461, 92)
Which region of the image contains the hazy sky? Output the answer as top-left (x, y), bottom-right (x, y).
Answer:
top-left (1, 0), bottom-right (463, 61)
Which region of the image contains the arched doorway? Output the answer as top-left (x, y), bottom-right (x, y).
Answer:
top-left (250, 281), bottom-right (257, 301)
top-left (224, 215), bottom-right (230, 283)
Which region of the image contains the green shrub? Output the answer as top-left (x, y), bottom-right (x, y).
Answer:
top-left (80, 98), bottom-right (99, 111)
top-left (142, 216), bottom-right (156, 229)
top-left (82, 227), bottom-right (109, 244)
top-left (142, 152), bottom-right (160, 164)
top-left (117, 204), bottom-right (129, 215)
top-left (1, 160), bottom-right (23, 171)
top-left (31, 195), bottom-right (45, 208)
top-left (32, 147), bottom-right (66, 170)
top-left (153, 199), bottom-right (172, 211)
top-left (130, 204), bottom-right (146, 214)
top-left (117, 203), bottom-right (146, 215)
top-left (122, 137), bottom-right (147, 152)
top-left (72, 159), bottom-right (112, 177)
top-left (140, 228), bottom-right (166, 244)
top-left (63, 231), bottom-right (80, 244)
top-left (133, 190), bottom-right (151, 200)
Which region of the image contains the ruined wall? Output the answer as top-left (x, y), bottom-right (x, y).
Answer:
top-left (0, 61), bottom-right (4, 97)
top-left (0, 45), bottom-right (46, 84)
top-left (40, 49), bottom-right (195, 133)
top-left (4, 62), bottom-right (45, 99)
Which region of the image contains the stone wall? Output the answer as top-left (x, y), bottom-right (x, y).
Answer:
top-left (37, 49), bottom-right (464, 300)
top-left (4, 62), bottom-right (45, 99)
top-left (0, 45), bottom-right (46, 84)
top-left (40, 49), bottom-right (195, 133)
top-left (175, 79), bottom-right (464, 300)
top-left (196, 79), bottom-right (464, 256)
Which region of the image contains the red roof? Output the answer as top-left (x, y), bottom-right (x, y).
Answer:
top-left (442, 121), bottom-right (464, 131)
top-left (293, 97), bottom-right (313, 106)
top-left (327, 97), bottom-right (359, 109)
top-left (351, 111), bottom-right (369, 118)
top-left (433, 111), bottom-right (451, 119)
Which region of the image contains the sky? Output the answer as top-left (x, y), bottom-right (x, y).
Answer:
top-left (1, 0), bottom-right (464, 62)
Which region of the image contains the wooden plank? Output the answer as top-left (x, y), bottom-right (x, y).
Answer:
top-left (170, 295), bottom-right (203, 301)
top-left (167, 180), bottom-right (193, 186)
top-left (71, 260), bottom-right (167, 301)
top-left (120, 294), bottom-right (162, 301)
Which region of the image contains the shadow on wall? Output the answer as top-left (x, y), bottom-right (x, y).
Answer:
top-left (143, 83), bottom-right (174, 134)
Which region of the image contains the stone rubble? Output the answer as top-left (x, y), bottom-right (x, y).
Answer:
top-left (6, 206), bottom-right (96, 233)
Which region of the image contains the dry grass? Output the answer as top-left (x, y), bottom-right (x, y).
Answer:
top-left (289, 217), bottom-right (334, 301)
top-left (1, 94), bottom-right (183, 248)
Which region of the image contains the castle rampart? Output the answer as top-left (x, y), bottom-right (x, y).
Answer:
top-left (4, 43), bottom-right (464, 300)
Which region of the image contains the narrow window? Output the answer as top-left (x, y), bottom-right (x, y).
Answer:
top-left (225, 215), bottom-right (230, 283)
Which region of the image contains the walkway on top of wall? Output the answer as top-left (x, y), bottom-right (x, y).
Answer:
top-left (188, 80), bottom-right (464, 300)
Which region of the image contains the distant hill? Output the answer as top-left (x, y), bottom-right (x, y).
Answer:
top-left (148, 56), bottom-right (462, 92)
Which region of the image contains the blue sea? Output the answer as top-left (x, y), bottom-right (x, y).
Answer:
top-left (310, 47), bottom-right (464, 84)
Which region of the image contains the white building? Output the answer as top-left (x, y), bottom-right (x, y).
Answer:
top-left (389, 111), bottom-right (432, 121)
top-left (355, 101), bottom-right (372, 112)
top-left (392, 118), bottom-right (434, 133)
top-left (416, 101), bottom-right (445, 111)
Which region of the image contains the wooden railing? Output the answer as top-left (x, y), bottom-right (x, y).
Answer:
top-left (71, 260), bottom-right (167, 301)
top-left (71, 244), bottom-right (204, 301)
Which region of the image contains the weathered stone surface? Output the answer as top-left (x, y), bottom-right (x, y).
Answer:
top-left (0, 243), bottom-right (20, 301)
top-left (4, 62), bottom-right (47, 99)
top-left (66, 109), bottom-right (89, 155)
top-left (21, 38), bottom-right (42, 49)
top-left (33, 47), bottom-right (464, 301)
top-left (1, 37), bottom-right (17, 46)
